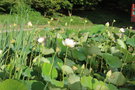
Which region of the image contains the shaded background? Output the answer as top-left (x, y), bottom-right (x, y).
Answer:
top-left (0, 0), bottom-right (135, 27)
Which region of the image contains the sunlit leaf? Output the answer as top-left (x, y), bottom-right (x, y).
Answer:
top-left (94, 81), bottom-right (109, 90)
top-left (41, 48), bottom-right (54, 55)
top-left (42, 63), bottom-right (58, 81)
top-left (0, 79), bottom-right (28, 90)
top-left (89, 25), bottom-right (106, 35)
top-left (81, 76), bottom-right (94, 89)
top-left (62, 65), bottom-right (74, 75)
top-left (51, 79), bottom-right (64, 88)
top-left (106, 72), bottom-right (126, 86)
top-left (117, 39), bottom-right (127, 49)
top-left (68, 74), bottom-right (80, 84)
top-left (126, 37), bottom-right (135, 47)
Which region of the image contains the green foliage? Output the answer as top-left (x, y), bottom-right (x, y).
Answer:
top-left (81, 76), bottom-right (94, 89)
top-left (102, 53), bottom-right (122, 68)
top-left (0, 0), bottom-right (99, 15)
top-left (0, 0), bottom-right (31, 14)
top-left (70, 0), bottom-right (99, 8)
top-left (11, 0), bottom-right (31, 14)
top-left (62, 65), bottom-right (74, 75)
top-left (0, 0), bottom-right (132, 15)
top-left (126, 37), bottom-right (135, 47)
top-left (24, 80), bottom-right (45, 90)
top-left (0, 79), bottom-right (28, 90)
top-left (0, 16), bottom-right (135, 89)
top-left (42, 63), bottom-right (58, 81)
top-left (28, 0), bottom-right (72, 15)
top-left (106, 72), bottom-right (126, 86)
top-left (0, 0), bottom-right (15, 13)
top-left (0, 79), bottom-right (45, 90)
top-left (0, 11), bottom-right (49, 25)
top-left (81, 76), bottom-right (118, 90)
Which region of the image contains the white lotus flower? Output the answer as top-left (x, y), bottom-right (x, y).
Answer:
top-left (105, 22), bottom-right (109, 27)
top-left (0, 50), bottom-right (2, 54)
top-left (119, 28), bottom-right (125, 32)
top-left (62, 38), bottom-right (76, 48)
top-left (38, 37), bottom-right (45, 43)
top-left (27, 21), bottom-right (32, 27)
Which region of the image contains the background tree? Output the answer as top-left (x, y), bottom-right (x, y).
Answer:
top-left (0, 0), bottom-right (133, 15)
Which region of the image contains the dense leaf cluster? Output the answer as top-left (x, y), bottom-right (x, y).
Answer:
top-left (0, 22), bottom-right (135, 89)
top-left (0, 0), bottom-right (132, 15)
top-left (0, 0), bottom-right (99, 15)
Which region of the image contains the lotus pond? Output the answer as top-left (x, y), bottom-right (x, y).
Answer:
top-left (0, 22), bottom-right (135, 90)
